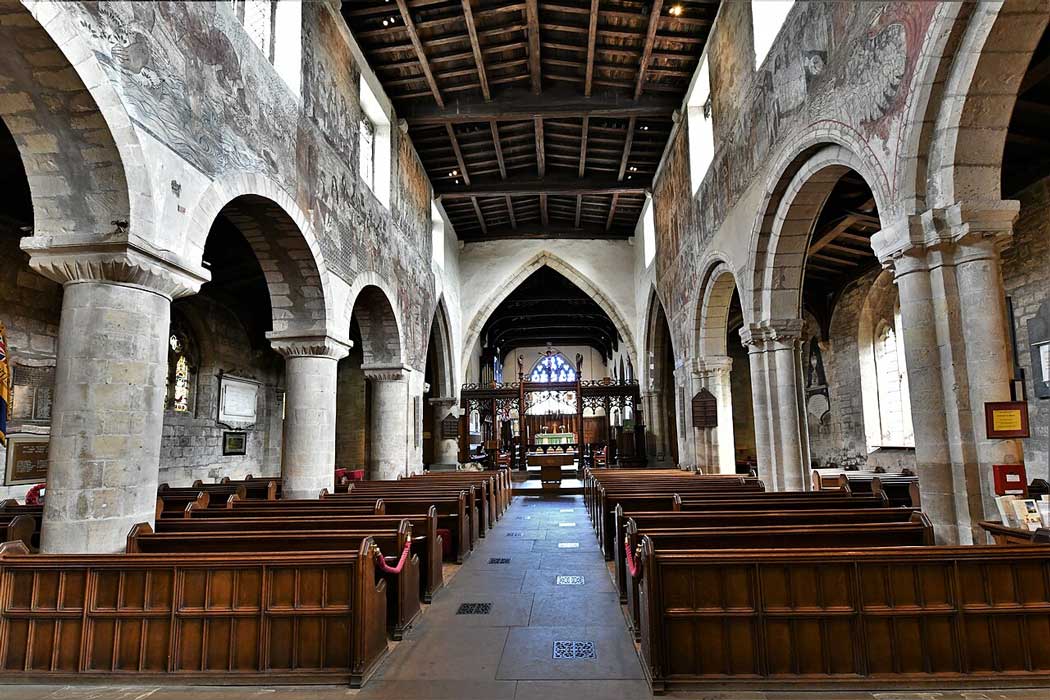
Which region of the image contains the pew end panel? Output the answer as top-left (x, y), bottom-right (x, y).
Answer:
top-left (125, 522), bottom-right (154, 553)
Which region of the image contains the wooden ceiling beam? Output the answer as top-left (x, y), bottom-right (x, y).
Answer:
top-left (534, 117), bottom-right (545, 177)
top-left (506, 195), bottom-right (517, 228)
top-left (400, 89), bottom-right (679, 124)
top-left (471, 196), bottom-right (488, 234)
top-left (606, 193), bottom-right (619, 231)
top-left (461, 0), bottom-right (491, 101)
top-left (540, 193), bottom-right (549, 225)
top-left (460, 223), bottom-right (635, 241)
top-left (808, 214), bottom-right (857, 255)
top-left (634, 0), bottom-right (665, 99)
top-left (490, 120), bottom-right (507, 178)
top-left (578, 116), bottom-right (590, 178)
top-left (584, 0), bottom-right (599, 97)
top-left (436, 175), bottom-right (650, 198)
top-left (444, 124), bottom-right (472, 186)
top-left (394, 0), bottom-right (445, 108)
top-left (526, 0), bottom-right (542, 94)
top-left (617, 116), bottom-right (637, 181)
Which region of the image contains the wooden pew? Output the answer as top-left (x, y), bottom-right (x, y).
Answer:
top-left (0, 501), bottom-right (42, 549)
top-left (158, 483), bottom-right (246, 505)
top-left (839, 473), bottom-right (920, 508)
top-left (206, 476), bottom-right (279, 500)
top-left (979, 520), bottom-right (1050, 545)
top-left (127, 521), bottom-right (421, 640)
top-left (342, 480), bottom-right (492, 534)
top-left (611, 507), bottom-right (922, 603)
top-left (407, 468), bottom-right (512, 515)
top-left (623, 515), bottom-right (934, 640)
top-left (156, 491), bottom-right (209, 518)
top-left (0, 514), bottom-right (35, 551)
top-left (634, 542), bottom-right (1050, 692)
top-left (156, 510), bottom-right (444, 602)
top-left (223, 494), bottom-right (472, 563)
top-left (0, 540), bottom-right (389, 687)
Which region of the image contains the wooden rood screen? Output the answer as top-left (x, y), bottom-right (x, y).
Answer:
top-left (0, 546), bottom-right (388, 686)
top-left (641, 544), bottom-right (1050, 691)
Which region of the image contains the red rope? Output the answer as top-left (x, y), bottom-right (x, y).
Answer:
top-left (374, 539), bottom-right (412, 574)
top-left (625, 535), bottom-right (641, 578)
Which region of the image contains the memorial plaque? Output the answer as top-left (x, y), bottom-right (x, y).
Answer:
top-left (218, 374), bottom-right (260, 428)
top-left (692, 389), bottom-right (718, 429)
top-left (985, 401), bottom-right (1030, 439)
top-left (441, 415), bottom-right (459, 440)
top-left (5, 435), bottom-right (49, 485)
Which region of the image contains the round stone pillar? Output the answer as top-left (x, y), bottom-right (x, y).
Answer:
top-left (364, 365), bottom-right (411, 480)
top-left (740, 328), bottom-right (776, 490)
top-left (270, 335), bottom-right (350, 499)
top-left (769, 324), bottom-right (808, 491)
top-left (23, 244), bottom-right (207, 553)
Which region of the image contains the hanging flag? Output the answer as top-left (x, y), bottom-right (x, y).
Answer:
top-left (0, 323), bottom-right (10, 446)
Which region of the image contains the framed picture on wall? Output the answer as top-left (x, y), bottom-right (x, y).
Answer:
top-left (222, 431), bottom-right (247, 456)
top-left (985, 401), bottom-right (1030, 439)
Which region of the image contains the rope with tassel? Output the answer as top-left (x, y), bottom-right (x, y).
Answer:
top-left (372, 538), bottom-right (413, 574)
top-left (624, 535), bottom-right (642, 578)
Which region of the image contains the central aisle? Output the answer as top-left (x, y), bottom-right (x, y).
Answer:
top-left (356, 494), bottom-right (650, 700)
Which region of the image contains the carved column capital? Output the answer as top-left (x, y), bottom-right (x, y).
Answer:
top-left (691, 356), bottom-right (732, 380)
top-left (20, 238), bottom-right (210, 300)
top-left (362, 364), bottom-right (411, 381)
top-left (739, 319), bottom-right (804, 352)
top-left (268, 332), bottom-right (352, 360)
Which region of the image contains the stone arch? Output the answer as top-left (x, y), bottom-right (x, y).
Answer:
top-left (427, 295), bottom-right (456, 398)
top-left (349, 280), bottom-right (404, 368)
top-left (643, 286), bottom-right (679, 467)
top-left (918, 0), bottom-right (1050, 207)
top-left (0, 2), bottom-right (152, 240)
top-left (695, 258), bottom-right (744, 358)
top-left (753, 143), bottom-right (887, 323)
top-left (188, 175), bottom-right (337, 339)
top-left (460, 251), bottom-right (637, 375)
top-left (748, 126), bottom-right (890, 323)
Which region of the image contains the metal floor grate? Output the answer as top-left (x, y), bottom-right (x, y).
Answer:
top-left (553, 640), bottom-right (596, 659)
top-left (506, 532), bottom-right (523, 537)
top-left (457, 603), bottom-right (492, 615)
top-left (555, 575), bottom-right (585, 585)
top-left (489, 557), bottom-right (511, 564)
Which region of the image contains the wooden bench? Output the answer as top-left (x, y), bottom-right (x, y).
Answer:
top-left (979, 520), bottom-right (1050, 545)
top-left (155, 509), bottom-right (444, 603)
top-left (127, 521), bottom-right (421, 640)
top-left (611, 507), bottom-right (922, 603)
top-left (0, 540), bottom-right (389, 687)
top-left (622, 516), bottom-right (934, 640)
top-left (0, 514), bottom-right (35, 551)
top-left (158, 483), bottom-right (246, 504)
top-left (340, 481), bottom-right (492, 534)
top-left (205, 477), bottom-right (279, 500)
top-left (634, 541), bottom-right (1050, 692)
top-left (222, 494), bottom-right (472, 563)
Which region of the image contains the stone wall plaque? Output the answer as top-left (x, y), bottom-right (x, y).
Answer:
top-left (4, 434), bottom-right (49, 485)
top-left (441, 414), bottom-right (459, 440)
top-left (218, 374), bottom-right (260, 428)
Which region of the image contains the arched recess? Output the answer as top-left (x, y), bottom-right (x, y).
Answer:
top-left (422, 296), bottom-right (457, 468)
top-left (643, 288), bottom-right (679, 467)
top-left (693, 260), bottom-right (752, 474)
top-left (748, 128), bottom-right (890, 323)
top-left (427, 296), bottom-right (456, 398)
top-left (755, 143), bottom-right (887, 323)
top-left (461, 252), bottom-right (638, 375)
top-left (350, 284), bottom-right (405, 369)
top-left (189, 175), bottom-right (336, 339)
top-left (0, 1), bottom-right (151, 240)
top-left (919, 1), bottom-right (1050, 208)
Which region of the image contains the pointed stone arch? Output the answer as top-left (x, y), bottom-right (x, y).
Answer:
top-left (427, 295), bottom-right (456, 398)
top-left (460, 251), bottom-right (637, 375)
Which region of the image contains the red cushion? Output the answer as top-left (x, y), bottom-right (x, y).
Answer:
top-left (348, 469), bottom-right (365, 481)
top-left (436, 528), bottom-right (453, 559)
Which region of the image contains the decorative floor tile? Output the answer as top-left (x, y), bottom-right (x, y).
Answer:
top-left (555, 575), bottom-right (585, 585)
top-left (506, 532), bottom-right (523, 537)
top-left (456, 603), bottom-right (492, 615)
top-left (558, 522), bottom-right (576, 527)
top-left (488, 557), bottom-right (511, 564)
top-left (557, 542), bottom-right (579, 549)
top-left (552, 640), bottom-right (596, 659)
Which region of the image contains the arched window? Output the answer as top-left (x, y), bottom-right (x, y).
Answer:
top-left (859, 282), bottom-right (914, 450)
top-left (530, 353), bottom-right (577, 383)
top-left (166, 315), bottom-right (199, 413)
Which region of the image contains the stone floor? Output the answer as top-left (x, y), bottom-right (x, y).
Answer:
top-left (8, 495), bottom-right (1050, 700)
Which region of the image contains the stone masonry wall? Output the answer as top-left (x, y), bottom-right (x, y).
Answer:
top-left (1002, 175), bottom-right (1050, 483)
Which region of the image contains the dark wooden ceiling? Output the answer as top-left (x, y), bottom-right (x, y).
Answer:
top-left (342, 0), bottom-right (719, 241)
top-left (481, 265), bottom-right (620, 357)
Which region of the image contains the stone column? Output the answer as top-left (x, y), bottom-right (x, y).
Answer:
top-left (270, 334), bottom-right (350, 499)
top-left (365, 365), bottom-right (411, 480)
top-left (740, 329), bottom-right (776, 489)
top-left (22, 243), bottom-right (207, 553)
top-left (674, 365), bottom-right (696, 471)
top-left (874, 203), bottom-right (1023, 544)
top-left (429, 397), bottom-right (460, 468)
top-left (707, 357), bottom-right (736, 474)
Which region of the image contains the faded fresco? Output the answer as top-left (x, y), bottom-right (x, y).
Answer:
top-left (652, 1), bottom-right (937, 357)
top-left (67, 1), bottom-right (435, 369)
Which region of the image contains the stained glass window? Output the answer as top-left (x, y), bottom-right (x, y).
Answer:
top-left (530, 354), bottom-right (577, 384)
top-left (166, 316), bottom-right (198, 414)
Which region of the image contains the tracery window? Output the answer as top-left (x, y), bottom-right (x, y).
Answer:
top-left (530, 353), bottom-right (577, 384)
top-left (166, 316), bottom-right (199, 414)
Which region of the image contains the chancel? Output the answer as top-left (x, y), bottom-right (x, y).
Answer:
top-left (1, 1), bottom-right (1050, 698)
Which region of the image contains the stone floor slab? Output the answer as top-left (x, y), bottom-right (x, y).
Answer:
top-left (495, 625), bottom-right (645, 681)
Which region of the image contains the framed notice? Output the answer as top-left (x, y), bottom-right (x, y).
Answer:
top-left (222, 431), bottom-right (247, 456)
top-left (4, 434), bottom-right (49, 485)
top-left (218, 374), bottom-right (259, 428)
top-left (985, 401), bottom-right (1030, 439)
